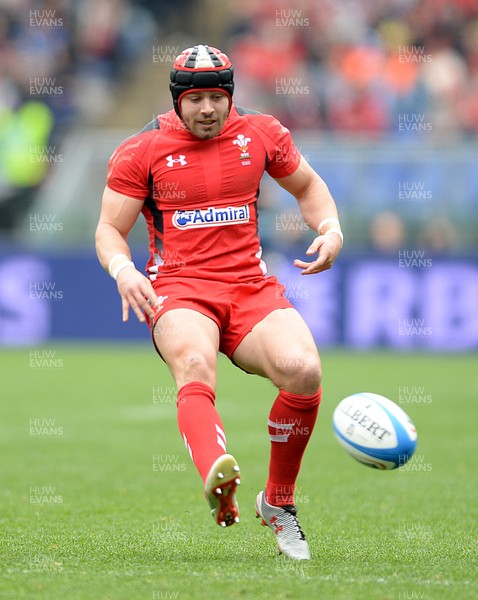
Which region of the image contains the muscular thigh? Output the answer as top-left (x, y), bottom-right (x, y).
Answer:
top-left (153, 308), bottom-right (220, 389)
top-left (232, 308), bottom-right (322, 393)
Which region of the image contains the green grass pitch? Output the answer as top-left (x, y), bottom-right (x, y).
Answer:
top-left (1, 345), bottom-right (477, 599)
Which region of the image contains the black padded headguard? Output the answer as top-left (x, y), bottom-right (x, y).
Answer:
top-left (169, 44), bottom-right (234, 117)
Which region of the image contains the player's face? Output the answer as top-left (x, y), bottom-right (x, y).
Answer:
top-left (180, 91), bottom-right (230, 139)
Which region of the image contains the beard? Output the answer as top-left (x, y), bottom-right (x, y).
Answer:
top-left (184, 111), bottom-right (229, 139)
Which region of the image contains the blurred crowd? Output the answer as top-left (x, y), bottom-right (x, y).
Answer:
top-left (0, 0), bottom-right (161, 126)
top-left (223, 0), bottom-right (478, 255)
top-left (227, 0), bottom-right (478, 135)
top-left (0, 0), bottom-right (159, 230)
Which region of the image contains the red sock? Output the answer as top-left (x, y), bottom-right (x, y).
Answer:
top-left (266, 388), bottom-right (322, 506)
top-left (177, 381), bottom-right (227, 483)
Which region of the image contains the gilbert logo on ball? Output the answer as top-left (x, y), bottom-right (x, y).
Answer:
top-left (332, 392), bottom-right (417, 470)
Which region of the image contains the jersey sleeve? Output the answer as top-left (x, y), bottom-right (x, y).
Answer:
top-left (106, 134), bottom-right (153, 200)
top-left (261, 117), bottom-right (302, 179)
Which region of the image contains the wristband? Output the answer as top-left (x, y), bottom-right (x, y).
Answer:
top-left (108, 253), bottom-right (135, 280)
top-left (111, 260), bottom-right (135, 280)
top-left (108, 253), bottom-right (130, 277)
top-left (324, 227), bottom-right (344, 248)
top-left (318, 217), bottom-right (341, 235)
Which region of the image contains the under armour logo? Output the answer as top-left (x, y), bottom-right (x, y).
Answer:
top-left (166, 154), bottom-right (187, 167)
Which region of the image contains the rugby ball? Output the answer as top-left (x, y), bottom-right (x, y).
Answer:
top-left (332, 392), bottom-right (417, 470)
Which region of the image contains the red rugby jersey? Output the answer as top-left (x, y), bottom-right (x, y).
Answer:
top-left (106, 105), bottom-right (301, 282)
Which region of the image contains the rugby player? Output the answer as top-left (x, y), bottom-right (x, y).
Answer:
top-left (95, 45), bottom-right (343, 560)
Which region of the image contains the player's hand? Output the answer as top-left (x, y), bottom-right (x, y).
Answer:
top-left (115, 266), bottom-right (159, 323)
top-left (294, 232), bottom-right (342, 275)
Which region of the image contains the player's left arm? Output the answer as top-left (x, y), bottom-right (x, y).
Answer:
top-left (274, 156), bottom-right (343, 275)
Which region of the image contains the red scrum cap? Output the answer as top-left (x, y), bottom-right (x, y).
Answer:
top-left (169, 44), bottom-right (234, 117)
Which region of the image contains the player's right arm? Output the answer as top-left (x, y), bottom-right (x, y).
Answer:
top-left (95, 186), bottom-right (158, 323)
